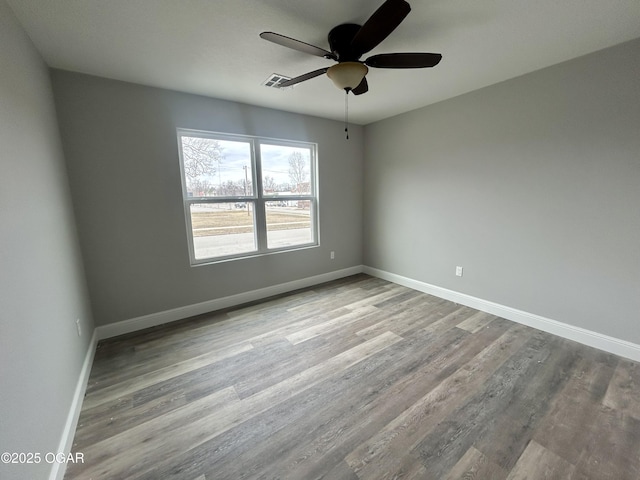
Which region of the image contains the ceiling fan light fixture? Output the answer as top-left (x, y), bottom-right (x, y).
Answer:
top-left (327, 62), bottom-right (368, 91)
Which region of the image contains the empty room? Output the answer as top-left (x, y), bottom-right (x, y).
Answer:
top-left (1, 1), bottom-right (640, 479)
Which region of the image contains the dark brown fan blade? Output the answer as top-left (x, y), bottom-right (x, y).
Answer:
top-left (352, 77), bottom-right (369, 95)
top-left (260, 32), bottom-right (336, 59)
top-left (278, 68), bottom-right (329, 87)
top-left (365, 53), bottom-right (442, 69)
top-left (350, 0), bottom-right (411, 57)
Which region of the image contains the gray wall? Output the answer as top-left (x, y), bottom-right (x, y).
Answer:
top-left (50, 71), bottom-right (364, 327)
top-left (364, 38), bottom-right (640, 345)
top-left (0, 2), bottom-right (94, 480)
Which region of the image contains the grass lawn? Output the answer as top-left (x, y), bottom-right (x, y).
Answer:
top-left (191, 210), bottom-right (310, 236)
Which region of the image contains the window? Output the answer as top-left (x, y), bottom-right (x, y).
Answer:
top-left (177, 129), bottom-right (318, 264)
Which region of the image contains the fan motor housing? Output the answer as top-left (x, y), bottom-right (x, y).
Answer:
top-left (328, 23), bottom-right (362, 61)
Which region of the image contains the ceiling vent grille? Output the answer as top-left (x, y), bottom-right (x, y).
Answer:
top-left (263, 74), bottom-right (294, 89)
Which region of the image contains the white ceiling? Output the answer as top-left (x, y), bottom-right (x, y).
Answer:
top-left (7, 0), bottom-right (640, 125)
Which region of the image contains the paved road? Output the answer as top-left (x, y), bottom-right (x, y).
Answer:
top-left (193, 228), bottom-right (312, 258)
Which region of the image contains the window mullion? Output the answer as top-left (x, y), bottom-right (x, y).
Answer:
top-left (183, 199), bottom-right (196, 263)
top-left (253, 139), bottom-right (268, 252)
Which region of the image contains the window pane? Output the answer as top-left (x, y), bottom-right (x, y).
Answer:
top-left (266, 203), bottom-right (312, 249)
top-left (181, 136), bottom-right (253, 197)
top-left (190, 203), bottom-right (256, 259)
top-left (260, 144), bottom-right (312, 195)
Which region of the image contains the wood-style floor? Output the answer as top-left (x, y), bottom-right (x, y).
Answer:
top-left (65, 274), bottom-right (640, 480)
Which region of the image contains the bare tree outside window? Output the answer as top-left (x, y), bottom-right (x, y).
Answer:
top-left (263, 175), bottom-right (277, 193)
top-left (288, 151), bottom-right (310, 194)
top-left (218, 180), bottom-right (245, 196)
top-left (189, 178), bottom-right (214, 196)
top-left (181, 136), bottom-right (224, 194)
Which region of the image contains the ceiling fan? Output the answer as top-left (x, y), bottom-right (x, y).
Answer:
top-left (259, 0), bottom-right (442, 95)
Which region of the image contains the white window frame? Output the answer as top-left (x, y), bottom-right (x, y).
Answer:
top-left (177, 128), bottom-right (319, 265)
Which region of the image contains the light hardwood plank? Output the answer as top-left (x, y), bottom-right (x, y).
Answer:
top-left (573, 406), bottom-right (640, 480)
top-left (531, 351), bottom-right (616, 466)
top-left (456, 310), bottom-right (497, 333)
top-left (506, 440), bottom-right (576, 480)
top-left (345, 323), bottom-right (530, 479)
top-left (603, 359), bottom-right (640, 420)
top-left (285, 305), bottom-right (380, 344)
top-left (82, 341), bottom-right (253, 410)
top-left (70, 329), bottom-right (402, 479)
top-left (444, 446), bottom-right (508, 480)
top-left (64, 274), bottom-right (640, 480)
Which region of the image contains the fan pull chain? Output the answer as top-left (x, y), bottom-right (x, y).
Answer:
top-left (344, 90), bottom-right (349, 140)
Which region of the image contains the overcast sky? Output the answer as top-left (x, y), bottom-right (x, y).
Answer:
top-left (215, 140), bottom-right (311, 185)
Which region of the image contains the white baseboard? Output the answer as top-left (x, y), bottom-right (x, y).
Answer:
top-left (49, 329), bottom-right (98, 480)
top-left (363, 266), bottom-right (640, 362)
top-left (96, 266), bottom-right (364, 340)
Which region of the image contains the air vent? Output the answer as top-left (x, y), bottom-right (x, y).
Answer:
top-left (263, 74), bottom-right (294, 89)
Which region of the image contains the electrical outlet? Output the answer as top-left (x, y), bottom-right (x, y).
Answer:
top-left (75, 318), bottom-right (82, 337)
top-left (456, 266), bottom-right (463, 277)
top-left (330, 251), bottom-right (335, 260)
